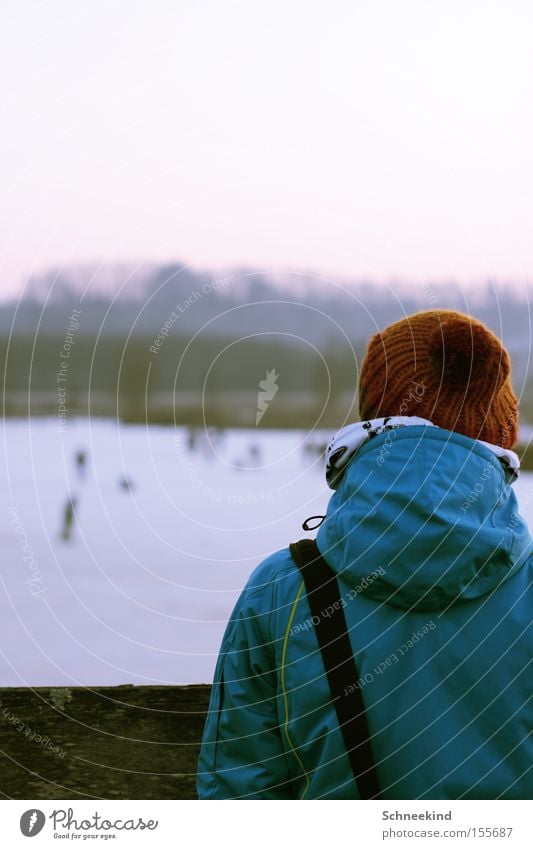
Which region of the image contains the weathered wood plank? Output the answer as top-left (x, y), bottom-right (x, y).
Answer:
top-left (0, 685), bottom-right (211, 799)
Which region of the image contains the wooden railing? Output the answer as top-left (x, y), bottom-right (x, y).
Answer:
top-left (0, 685), bottom-right (211, 799)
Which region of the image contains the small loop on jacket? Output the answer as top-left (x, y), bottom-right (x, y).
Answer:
top-left (302, 514), bottom-right (326, 531)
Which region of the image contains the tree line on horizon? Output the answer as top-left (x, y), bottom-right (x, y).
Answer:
top-left (1, 263), bottom-right (533, 428)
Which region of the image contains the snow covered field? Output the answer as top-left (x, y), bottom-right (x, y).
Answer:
top-left (2, 418), bottom-right (532, 688)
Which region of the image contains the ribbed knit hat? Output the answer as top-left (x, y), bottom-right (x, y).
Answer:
top-left (358, 309), bottom-right (518, 449)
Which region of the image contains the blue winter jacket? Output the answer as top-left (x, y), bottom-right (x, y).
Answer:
top-left (197, 426), bottom-right (533, 799)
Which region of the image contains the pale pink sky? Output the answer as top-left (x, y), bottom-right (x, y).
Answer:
top-left (1, 0), bottom-right (533, 298)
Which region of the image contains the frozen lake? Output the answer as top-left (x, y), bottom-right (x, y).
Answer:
top-left (2, 419), bottom-right (532, 687)
top-left (1, 419), bottom-right (329, 686)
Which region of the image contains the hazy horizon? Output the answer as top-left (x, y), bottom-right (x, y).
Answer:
top-left (5, 260), bottom-right (533, 307)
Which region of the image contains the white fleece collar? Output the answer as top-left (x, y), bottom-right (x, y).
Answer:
top-left (325, 416), bottom-right (520, 490)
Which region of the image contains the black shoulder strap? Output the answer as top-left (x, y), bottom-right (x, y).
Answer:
top-left (289, 538), bottom-right (381, 800)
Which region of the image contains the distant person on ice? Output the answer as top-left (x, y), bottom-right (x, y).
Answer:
top-left (197, 309), bottom-right (532, 799)
top-left (75, 449), bottom-right (87, 481)
top-left (60, 495), bottom-right (77, 541)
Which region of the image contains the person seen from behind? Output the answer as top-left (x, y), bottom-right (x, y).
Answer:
top-left (197, 309), bottom-right (532, 799)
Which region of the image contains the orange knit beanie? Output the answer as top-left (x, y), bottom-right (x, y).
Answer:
top-left (358, 309), bottom-right (518, 449)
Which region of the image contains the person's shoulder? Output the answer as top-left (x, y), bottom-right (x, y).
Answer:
top-left (243, 546), bottom-right (300, 598)
top-left (237, 547), bottom-right (304, 635)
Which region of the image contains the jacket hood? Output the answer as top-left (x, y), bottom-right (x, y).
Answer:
top-left (316, 426), bottom-right (531, 611)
